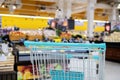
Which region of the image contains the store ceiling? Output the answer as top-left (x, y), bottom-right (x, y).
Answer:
top-left (0, 0), bottom-right (119, 20)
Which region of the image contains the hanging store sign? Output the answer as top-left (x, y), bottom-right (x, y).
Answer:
top-left (105, 23), bottom-right (111, 32)
top-left (95, 22), bottom-right (105, 26)
top-left (75, 20), bottom-right (84, 26)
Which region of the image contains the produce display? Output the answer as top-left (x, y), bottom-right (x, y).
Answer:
top-left (9, 31), bottom-right (26, 41)
top-left (8, 29), bottom-right (86, 43)
top-left (104, 32), bottom-right (120, 42)
top-left (3, 18), bottom-right (87, 43)
top-left (17, 65), bottom-right (35, 80)
top-left (43, 29), bottom-right (56, 40)
top-left (9, 30), bottom-right (43, 41)
top-left (60, 31), bottom-right (71, 40)
top-left (25, 30), bottom-right (43, 41)
top-left (17, 63), bottom-right (64, 80)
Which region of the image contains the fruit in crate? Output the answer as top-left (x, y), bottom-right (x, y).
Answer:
top-left (54, 64), bottom-right (62, 70)
top-left (53, 36), bottom-right (61, 42)
top-left (26, 30), bottom-right (43, 41)
top-left (43, 29), bottom-right (56, 39)
top-left (9, 31), bottom-right (26, 41)
top-left (60, 31), bottom-right (71, 40)
top-left (18, 66), bottom-right (25, 72)
top-left (18, 71), bottom-right (23, 80)
top-left (23, 69), bottom-right (32, 79)
top-left (104, 32), bottom-right (120, 42)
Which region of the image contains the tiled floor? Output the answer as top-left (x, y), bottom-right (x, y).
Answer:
top-left (105, 61), bottom-right (120, 80)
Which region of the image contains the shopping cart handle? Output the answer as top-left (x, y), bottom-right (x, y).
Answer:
top-left (24, 41), bottom-right (106, 50)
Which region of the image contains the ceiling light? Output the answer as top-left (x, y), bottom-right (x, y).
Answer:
top-left (117, 4), bottom-right (120, 9)
top-left (1, 4), bottom-right (5, 8)
top-left (13, 5), bottom-right (16, 9)
top-left (0, 14), bottom-right (53, 19)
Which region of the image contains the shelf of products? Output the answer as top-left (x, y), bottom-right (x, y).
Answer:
top-left (104, 32), bottom-right (120, 42)
top-left (12, 45), bottom-right (34, 80)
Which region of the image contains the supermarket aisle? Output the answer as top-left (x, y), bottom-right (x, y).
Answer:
top-left (105, 61), bottom-right (120, 80)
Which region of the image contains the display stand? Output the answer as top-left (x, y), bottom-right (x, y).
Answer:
top-left (0, 71), bottom-right (17, 80)
top-left (106, 42), bottom-right (120, 62)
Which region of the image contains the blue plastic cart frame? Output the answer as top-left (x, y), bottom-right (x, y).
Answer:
top-left (24, 41), bottom-right (106, 80)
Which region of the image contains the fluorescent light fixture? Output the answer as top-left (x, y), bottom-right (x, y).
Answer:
top-left (75, 19), bottom-right (88, 22)
top-left (75, 19), bottom-right (108, 23)
top-left (0, 14), bottom-right (53, 19)
top-left (0, 14), bottom-right (108, 22)
top-left (117, 4), bottom-right (120, 9)
top-left (1, 5), bottom-right (5, 8)
top-left (13, 5), bottom-right (16, 10)
top-left (94, 20), bottom-right (108, 23)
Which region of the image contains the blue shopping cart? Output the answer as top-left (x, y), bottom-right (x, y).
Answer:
top-left (24, 41), bottom-right (106, 80)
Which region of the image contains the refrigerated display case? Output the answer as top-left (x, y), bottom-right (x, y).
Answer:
top-left (12, 45), bottom-right (40, 80)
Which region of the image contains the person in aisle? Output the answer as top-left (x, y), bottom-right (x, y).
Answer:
top-left (1, 34), bottom-right (14, 47)
top-left (2, 34), bottom-right (10, 43)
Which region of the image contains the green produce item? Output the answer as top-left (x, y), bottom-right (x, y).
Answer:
top-left (40, 64), bottom-right (45, 74)
top-left (56, 29), bottom-right (61, 36)
top-left (18, 72), bottom-right (23, 80)
top-left (54, 64), bottom-right (62, 70)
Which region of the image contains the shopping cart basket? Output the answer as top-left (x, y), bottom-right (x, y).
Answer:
top-left (24, 41), bottom-right (106, 80)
